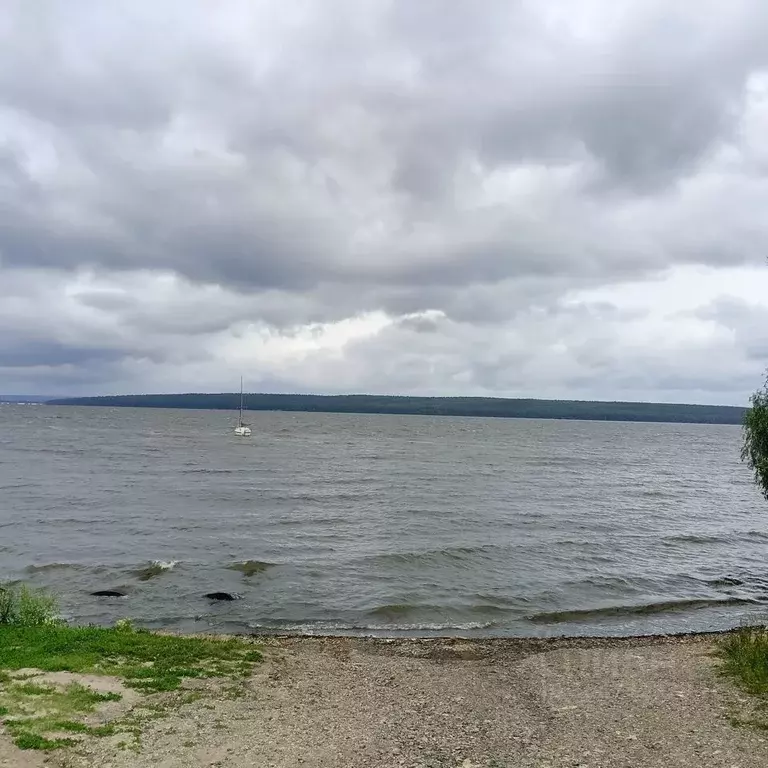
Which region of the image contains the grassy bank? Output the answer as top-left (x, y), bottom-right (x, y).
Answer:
top-left (0, 585), bottom-right (261, 751)
top-left (718, 625), bottom-right (768, 694)
top-left (716, 625), bottom-right (768, 729)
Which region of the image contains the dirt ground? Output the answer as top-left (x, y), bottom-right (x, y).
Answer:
top-left (3, 633), bottom-right (768, 768)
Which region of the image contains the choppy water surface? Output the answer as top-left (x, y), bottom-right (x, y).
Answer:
top-left (1, 405), bottom-right (765, 637)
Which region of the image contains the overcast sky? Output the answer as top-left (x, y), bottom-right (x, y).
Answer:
top-left (2, 1), bottom-right (768, 404)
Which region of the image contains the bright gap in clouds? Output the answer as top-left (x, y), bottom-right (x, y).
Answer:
top-left (2, 264), bottom-right (765, 405)
top-left (218, 264), bottom-right (768, 405)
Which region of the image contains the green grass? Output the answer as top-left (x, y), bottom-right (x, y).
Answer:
top-left (0, 680), bottom-right (123, 750)
top-left (11, 682), bottom-right (55, 696)
top-left (0, 681), bottom-right (123, 713)
top-left (0, 605), bottom-right (261, 751)
top-left (717, 626), bottom-right (768, 696)
top-left (53, 720), bottom-right (116, 736)
top-left (11, 732), bottom-right (77, 751)
top-left (0, 624), bottom-right (260, 693)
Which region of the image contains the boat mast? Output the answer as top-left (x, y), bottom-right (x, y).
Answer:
top-left (239, 376), bottom-right (244, 427)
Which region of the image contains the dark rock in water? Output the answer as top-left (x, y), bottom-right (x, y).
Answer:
top-left (91, 589), bottom-right (127, 597)
top-left (205, 592), bottom-right (240, 601)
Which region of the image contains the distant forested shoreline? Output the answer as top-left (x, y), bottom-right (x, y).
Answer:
top-left (45, 393), bottom-right (747, 425)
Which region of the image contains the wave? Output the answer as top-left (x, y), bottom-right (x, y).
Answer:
top-left (704, 576), bottom-right (745, 587)
top-left (228, 560), bottom-right (274, 577)
top-left (527, 597), bottom-right (758, 624)
top-left (181, 469), bottom-right (237, 475)
top-left (35, 517), bottom-right (109, 526)
top-left (368, 603), bottom-right (425, 618)
top-left (276, 516), bottom-right (345, 527)
top-left (249, 620), bottom-right (495, 634)
top-left (662, 534), bottom-right (729, 545)
top-left (366, 545), bottom-right (498, 568)
top-left (663, 530), bottom-right (768, 546)
top-left (285, 491), bottom-right (376, 503)
top-left (25, 562), bottom-right (87, 574)
top-left (133, 560), bottom-right (178, 581)
top-left (368, 603), bottom-right (513, 619)
top-left (24, 562), bottom-right (118, 576)
top-left (14, 447), bottom-right (74, 456)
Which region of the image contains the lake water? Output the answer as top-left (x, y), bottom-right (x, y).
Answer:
top-left (1, 405), bottom-right (766, 637)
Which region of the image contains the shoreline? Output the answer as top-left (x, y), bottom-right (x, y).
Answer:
top-left (251, 625), bottom-right (741, 642)
top-left (243, 627), bottom-right (739, 662)
top-left (245, 623), bottom-right (751, 646)
top-left (3, 623), bottom-right (768, 767)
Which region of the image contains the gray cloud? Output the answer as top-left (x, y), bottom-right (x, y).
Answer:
top-left (0, 340), bottom-right (121, 369)
top-left (1, 1), bottom-right (768, 400)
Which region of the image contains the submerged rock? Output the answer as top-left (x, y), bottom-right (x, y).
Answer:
top-left (91, 589), bottom-right (127, 597)
top-left (205, 592), bottom-right (240, 601)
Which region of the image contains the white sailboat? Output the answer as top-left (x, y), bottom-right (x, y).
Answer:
top-left (234, 377), bottom-right (252, 436)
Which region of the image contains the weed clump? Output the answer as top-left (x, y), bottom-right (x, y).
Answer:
top-left (0, 584), bottom-right (60, 627)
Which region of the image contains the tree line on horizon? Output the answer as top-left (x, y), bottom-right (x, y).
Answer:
top-left (45, 393), bottom-right (747, 424)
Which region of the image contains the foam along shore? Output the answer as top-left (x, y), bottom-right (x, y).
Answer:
top-left (3, 627), bottom-right (768, 768)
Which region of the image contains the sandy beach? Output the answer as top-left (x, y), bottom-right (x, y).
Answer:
top-left (1, 632), bottom-right (762, 768)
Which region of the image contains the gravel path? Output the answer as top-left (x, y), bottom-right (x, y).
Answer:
top-left (27, 634), bottom-right (768, 767)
